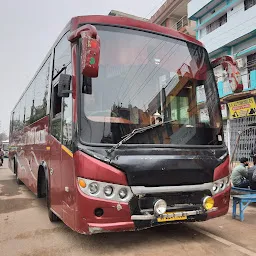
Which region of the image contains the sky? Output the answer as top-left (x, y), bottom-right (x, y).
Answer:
top-left (0, 0), bottom-right (164, 134)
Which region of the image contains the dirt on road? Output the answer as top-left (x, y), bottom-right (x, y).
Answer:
top-left (1, 159), bottom-right (256, 256)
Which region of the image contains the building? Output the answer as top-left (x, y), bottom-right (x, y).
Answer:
top-left (150, 0), bottom-right (196, 37)
top-left (188, 0), bottom-right (256, 162)
top-left (108, 10), bottom-right (148, 21)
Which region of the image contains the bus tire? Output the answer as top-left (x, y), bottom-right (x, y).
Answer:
top-left (46, 178), bottom-right (59, 222)
top-left (14, 159), bottom-right (23, 185)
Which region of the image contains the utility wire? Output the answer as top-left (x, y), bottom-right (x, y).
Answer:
top-left (144, 0), bottom-right (167, 19)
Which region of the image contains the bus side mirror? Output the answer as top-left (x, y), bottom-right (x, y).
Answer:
top-left (69, 24), bottom-right (100, 78)
top-left (58, 74), bottom-right (72, 98)
top-left (211, 55), bottom-right (243, 93)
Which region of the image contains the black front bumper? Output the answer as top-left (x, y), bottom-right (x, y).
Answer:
top-left (129, 190), bottom-right (210, 230)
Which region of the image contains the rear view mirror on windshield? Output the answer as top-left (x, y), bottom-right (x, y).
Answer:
top-left (69, 24), bottom-right (100, 78)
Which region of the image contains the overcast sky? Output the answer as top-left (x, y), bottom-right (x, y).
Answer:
top-left (0, 0), bottom-right (163, 134)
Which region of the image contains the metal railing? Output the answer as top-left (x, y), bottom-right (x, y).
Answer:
top-left (228, 117), bottom-right (256, 167)
top-left (172, 15), bottom-right (188, 31)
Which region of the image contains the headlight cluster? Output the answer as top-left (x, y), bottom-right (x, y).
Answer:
top-left (211, 176), bottom-right (230, 195)
top-left (77, 177), bottom-right (133, 202)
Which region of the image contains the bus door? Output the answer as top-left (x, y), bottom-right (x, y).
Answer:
top-left (49, 63), bottom-right (75, 226)
top-left (49, 81), bottom-right (63, 217)
top-left (59, 63), bottom-right (75, 228)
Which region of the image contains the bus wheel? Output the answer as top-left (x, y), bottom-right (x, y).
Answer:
top-left (15, 161), bottom-right (23, 185)
top-left (46, 179), bottom-right (59, 222)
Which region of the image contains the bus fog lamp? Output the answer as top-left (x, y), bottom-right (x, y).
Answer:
top-left (89, 182), bottom-right (99, 194)
top-left (104, 186), bottom-right (114, 197)
top-left (154, 199), bottom-right (167, 215)
top-left (119, 188), bottom-right (128, 199)
top-left (203, 196), bottom-right (214, 210)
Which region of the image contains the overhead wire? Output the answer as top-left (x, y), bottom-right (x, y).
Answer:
top-left (121, 43), bottom-right (179, 103)
top-left (203, 12), bottom-right (256, 49)
top-left (144, 0), bottom-right (167, 19)
top-left (140, 46), bottom-right (202, 113)
top-left (125, 43), bottom-right (181, 103)
top-left (118, 40), bottom-right (167, 102)
top-left (115, 36), bottom-right (158, 102)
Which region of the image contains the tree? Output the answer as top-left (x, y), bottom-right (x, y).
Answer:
top-left (0, 132), bottom-right (8, 142)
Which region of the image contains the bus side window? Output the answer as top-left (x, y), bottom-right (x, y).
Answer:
top-left (51, 31), bottom-right (71, 142)
top-left (62, 65), bottom-right (73, 150)
top-left (51, 84), bottom-right (62, 141)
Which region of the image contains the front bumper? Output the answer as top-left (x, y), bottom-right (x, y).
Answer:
top-left (75, 185), bottom-right (230, 234)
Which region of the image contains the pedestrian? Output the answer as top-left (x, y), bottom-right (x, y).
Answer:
top-left (231, 157), bottom-right (250, 188)
top-left (0, 148), bottom-right (4, 166)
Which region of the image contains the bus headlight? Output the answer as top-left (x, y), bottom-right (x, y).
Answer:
top-left (104, 185), bottom-right (114, 197)
top-left (78, 178), bottom-right (133, 202)
top-left (219, 180), bottom-right (225, 190)
top-left (211, 176), bottom-right (230, 195)
top-left (89, 182), bottom-right (99, 194)
top-left (212, 183), bottom-right (218, 192)
top-left (119, 188), bottom-right (128, 199)
top-left (203, 196), bottom-right (214, 210)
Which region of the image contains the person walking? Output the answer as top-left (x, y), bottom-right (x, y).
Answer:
top-left (0, 148), bottom-right (4, 166)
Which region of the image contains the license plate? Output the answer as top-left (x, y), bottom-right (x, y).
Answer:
top-left (157, 212), bottom-right (187, 222)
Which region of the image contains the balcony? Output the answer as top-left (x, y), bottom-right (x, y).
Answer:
top-left (172, 15), bottom-right (196, 37)
top-left (172, 15), bottom-right (188, 30)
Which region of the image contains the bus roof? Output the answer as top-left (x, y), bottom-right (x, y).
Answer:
top-left (71, 15), bottom-right (203, 47)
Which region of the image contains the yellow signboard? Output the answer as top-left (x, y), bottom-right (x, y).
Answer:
top-left (228, 97), bottom-right (256, 119)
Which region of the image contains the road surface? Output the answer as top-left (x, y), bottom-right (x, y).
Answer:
top-left (1, 159), bottom-right (256, 256)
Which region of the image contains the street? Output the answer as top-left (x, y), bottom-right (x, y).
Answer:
top-left (1, 160), bottom-right (256, 256)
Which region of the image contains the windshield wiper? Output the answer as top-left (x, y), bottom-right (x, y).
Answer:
top-left (106, 120), bottom-right (172, 154)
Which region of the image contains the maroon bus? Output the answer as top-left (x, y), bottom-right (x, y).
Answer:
top-left (9, 15), bottom-right (231, 235)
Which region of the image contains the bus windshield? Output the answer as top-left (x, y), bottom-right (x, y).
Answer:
top-left (80, 26), bottom-right (223, 146)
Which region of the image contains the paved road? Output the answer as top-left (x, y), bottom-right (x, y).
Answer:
top-left (1, 159), bottom-right (256, 256)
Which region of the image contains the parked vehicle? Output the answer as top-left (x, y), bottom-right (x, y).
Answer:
top-left (1, 140), bottom-right (9, 158)
top-left (9, 15), bottom-right (232, 234)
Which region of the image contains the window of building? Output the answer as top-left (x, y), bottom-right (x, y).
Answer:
top-left (206, 13), bottom-right (227, 34)
top-left (247, 52), bottom-right (256, 72)
top-left (247, 53), bottom-right (256, 89)
top-left (244, 0), bottom-right (256, 10)
top-left (161, 20), bottom-right (167, 27)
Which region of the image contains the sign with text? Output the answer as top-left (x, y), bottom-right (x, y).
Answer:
top-left (228, 97), bottom-right (256, 119)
